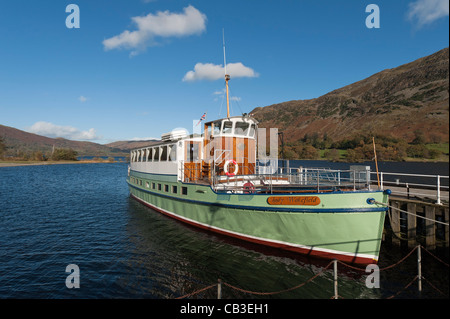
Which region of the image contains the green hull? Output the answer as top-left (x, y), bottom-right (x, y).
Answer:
top-left (128, 171), bottom-right (388, 264)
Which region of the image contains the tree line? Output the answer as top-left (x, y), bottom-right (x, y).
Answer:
top-left (0, 138), bottom-right (78, 161)
top-left (280, 131), bottom-right (447, 162)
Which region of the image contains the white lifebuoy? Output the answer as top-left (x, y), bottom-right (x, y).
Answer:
top-left (224, 159), bottom-right (238, 176)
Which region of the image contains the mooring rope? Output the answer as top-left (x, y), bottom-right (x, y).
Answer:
top-left (337, 245), bottom-right (418, 272)
top-left (223, 260), bottom-right (334, 296)
top-left (373, 200), bottom-right (449, 226)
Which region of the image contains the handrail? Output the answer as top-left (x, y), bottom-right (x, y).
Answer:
top-left (180, 161), bottom-right (448, 203)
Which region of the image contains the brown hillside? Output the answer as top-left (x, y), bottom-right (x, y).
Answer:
top-left (0, 124), bottom-right (127, 157)
top-left (251, 48), bottom-right (449, 144)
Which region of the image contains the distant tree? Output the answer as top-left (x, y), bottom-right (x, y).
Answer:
top-left (294, 144), bottom-right (319, 159)
top-left (0, 137), bottom-right (6, 158)
top-left (412, 130), bottom-right (426, 145)
top-left (32, 151), bottom-right (45, 161)
top-left (51, 148), bottom-right (78, 161)
top-left (324, 149), bottom-right (340, 162)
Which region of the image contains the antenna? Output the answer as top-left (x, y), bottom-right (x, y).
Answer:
top-left (223, 28), bottom-right (231, 118)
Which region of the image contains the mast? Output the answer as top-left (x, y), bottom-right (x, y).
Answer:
top-left (223, 29), bottom-right (230, 118)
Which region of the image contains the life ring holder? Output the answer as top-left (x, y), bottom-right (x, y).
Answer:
top-left (224, 159), bottom-right (238, 176)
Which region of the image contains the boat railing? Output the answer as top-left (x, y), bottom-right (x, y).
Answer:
top-left (211, 168), bottom-right (370, 194)
top-left (369, 171), bottom-right (449, 204)
top-left (180, 160), bottom-right (448, 203)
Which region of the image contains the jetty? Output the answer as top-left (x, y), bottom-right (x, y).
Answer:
top-left (277, 163), bottom-right (449, 250)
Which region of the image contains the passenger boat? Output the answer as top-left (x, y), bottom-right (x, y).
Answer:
top-left (127, 70), bottom-right (390, 265)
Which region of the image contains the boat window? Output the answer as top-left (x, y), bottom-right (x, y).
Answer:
top-left (213, 121), bottom-right (221, 135)
top-left (168, 145), bottom-right (177, 161)
top-left (158, 184), bottom-right (162, 191)
top-left (172, 185), bottom-right (177, 194)
top-left (223, 121), bottom-right (233, 134)
top-left (160, 146), bottom-right (168, 161)
top-left (249, 124), bottom-right (256, 137)
top-left (147, 148), bottom-right (153, 162)
top-left (164, 184), bottom-right (169, 192)
top-left (234, 122), bottom-right (250, 136)
top-left (186, 142), bottom-right (199, 162)
top-left (153, 147), bottom-right (159, 162)
top-left (182, 187), bottom-right (188, 195)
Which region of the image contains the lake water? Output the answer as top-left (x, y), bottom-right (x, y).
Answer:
top-left (0, 162), bottom-right (448, 300)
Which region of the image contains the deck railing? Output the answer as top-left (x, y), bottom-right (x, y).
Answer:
top-left (371, 171), bottom-right (449, 204)
top-left (179, 160), bottom-right (448, 203)
top-left (212, 168), bottom-right (370, 194)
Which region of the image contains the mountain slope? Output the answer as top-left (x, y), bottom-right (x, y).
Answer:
top-left (0, 124), bottom-right (127, 157)
top-left (251, 48), bottom-right (449, 144)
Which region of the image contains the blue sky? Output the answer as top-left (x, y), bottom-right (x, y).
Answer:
top-left (0, 0), bottom-right (448, 144)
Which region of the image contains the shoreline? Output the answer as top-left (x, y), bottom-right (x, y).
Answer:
top-left (1, 158), bottom-right (447, 168)
top-left (0, 160), bottom-right (126, 168)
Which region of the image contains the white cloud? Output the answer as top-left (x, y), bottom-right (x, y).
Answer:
top-left (78, 95), bottom-right (88, 102)
top-left (102, 5), bottom-right (206, 54)
top-left (183, 62), bottom-right (259, 82)
top-left (407, 0), bottom-right (449, 26)
top-left (28, 121), bottom-right (101, 141)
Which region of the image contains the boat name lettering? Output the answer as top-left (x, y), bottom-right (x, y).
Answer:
top-left (267, 196), bottom-right (320, 206)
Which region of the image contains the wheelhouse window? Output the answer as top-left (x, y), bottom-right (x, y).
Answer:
top-left (249, 124), bottom-right (256, 138)
top-left (234, 122), bottom-right (250, 136)
top-left (213, 121), bottom-right (221, 135)
top-left (223, 121), bottom-right (233, 134)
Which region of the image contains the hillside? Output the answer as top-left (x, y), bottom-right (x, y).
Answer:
top-left (251, 48), bottom-right (449, 144)
top-left (0, 124), bottom-right (127, 157)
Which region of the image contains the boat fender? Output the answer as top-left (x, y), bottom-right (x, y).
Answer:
top-left (243, 182), bottom-right (255, 194)
top-left (366, 198), bottom-right (375, 204)
top-left (224, 159), bottom-right (238, 176)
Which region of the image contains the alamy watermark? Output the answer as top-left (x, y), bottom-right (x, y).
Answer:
top-left (365, 264), bottom-right (380, 288)
top-left (65, 264), bottom-right (80, 289)
top-left (366, 4), bottom-right (380, 29)
top-left (65, 4), bottom-right (80, 29)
